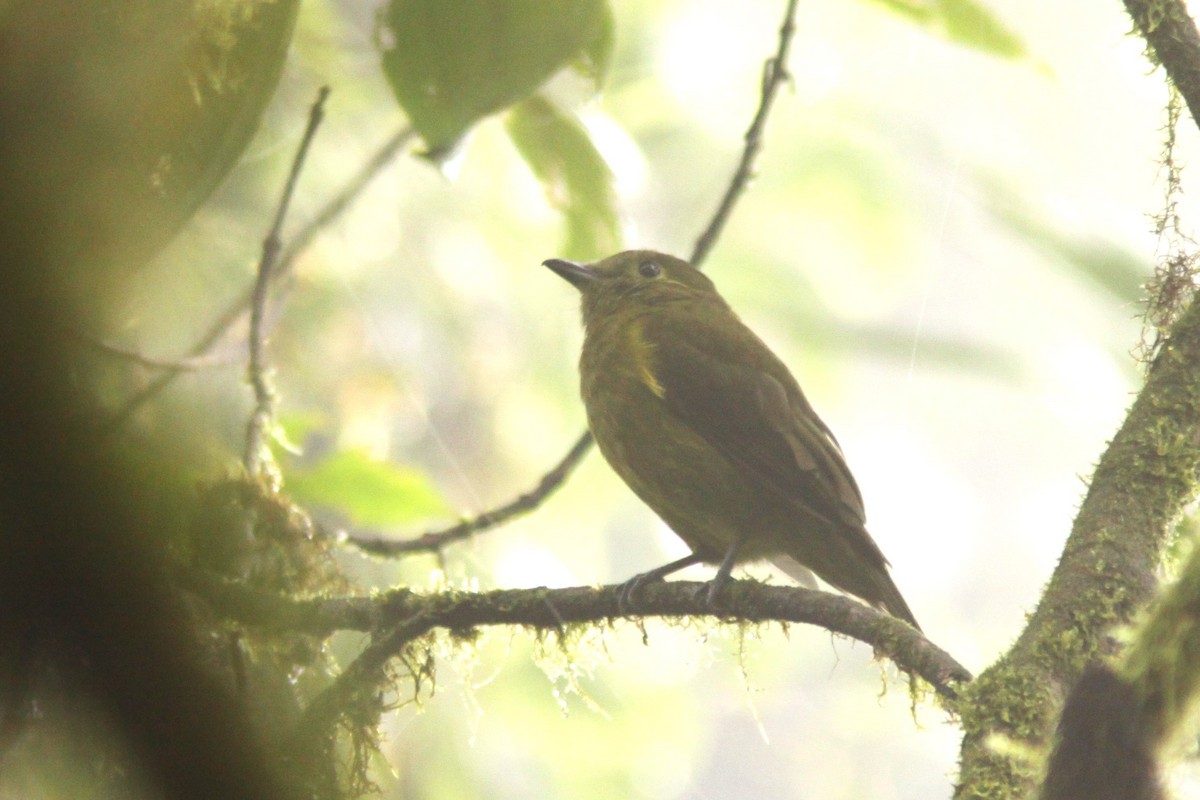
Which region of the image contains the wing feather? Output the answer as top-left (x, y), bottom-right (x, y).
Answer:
top-left (646, 313), bottom-right (866, 531)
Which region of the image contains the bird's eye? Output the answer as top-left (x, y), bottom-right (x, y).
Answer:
top-left (638, 260), bottom-right (661, 279)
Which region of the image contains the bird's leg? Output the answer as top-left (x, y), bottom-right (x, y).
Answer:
top-left (703, 535), bottom-right (747, 608)
top-left (617, 554), bottom-right (704, 613)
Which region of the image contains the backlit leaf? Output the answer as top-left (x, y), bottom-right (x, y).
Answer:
top-left (382, 0), bottom-right (611, 153)
top-left (507, 95), bottom-right (620, 259)
top-left (287, 450), bottom-right (450, 528)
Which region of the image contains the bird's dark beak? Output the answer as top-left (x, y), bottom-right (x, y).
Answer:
top-left (543, 258), bottom-right (598, 290)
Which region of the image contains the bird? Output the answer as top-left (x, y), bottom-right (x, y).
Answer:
top-left (543, 249), bottom-right (920, 629)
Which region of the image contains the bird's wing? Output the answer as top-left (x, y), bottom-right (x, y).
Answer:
top-left (647, 315), bottom-right (866, 531)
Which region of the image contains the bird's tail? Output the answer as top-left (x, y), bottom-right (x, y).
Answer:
top-left (771, 553), bottom-right (921, 632)
top-left (875, 575), bottom-right (921, 631)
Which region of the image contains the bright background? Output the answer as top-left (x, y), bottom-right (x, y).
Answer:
top-left (114, 0), bottom-right (1195, 797)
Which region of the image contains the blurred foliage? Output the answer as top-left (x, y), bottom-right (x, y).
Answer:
top-left (869, 0), bottom-right (1027, 59)
top-left (0, 0), bottom-right (299, 310)
top-left (286, 448), bottom-right (450, 528)
top-left (2, 0), bottom-right (1187, 797)
top-left (507, 95), bottom-right (622, 259)
top-left (381, 0), bottom-right (612, 153)
top-left (987, 181), bottom-right (1148, 306)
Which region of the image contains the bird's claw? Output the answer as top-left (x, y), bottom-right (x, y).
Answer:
top-left (619, 576), bottom-right (734, 614)
top-left (616, 572), bottom-right (659, 614)
top-left (696, 577), bottom-right (731, 612)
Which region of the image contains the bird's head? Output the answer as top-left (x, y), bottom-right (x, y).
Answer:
top-left (543, 249), bottom-right (724, 325)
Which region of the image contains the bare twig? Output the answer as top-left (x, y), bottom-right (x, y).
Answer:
top-left (244, 86), bottom-right (330, 477)
top-left (690, 0), bottom-right (799, 267)
top-left (76, 332), bottom-right (247, 372)
top-left (101, 124), bottom-right (416, 435)
top-left (276, 126), bottom-right (416, 274)
top-left (347, 431), bottom-right (594, 556)
top-left (101, 300), bottom-right (253, 435)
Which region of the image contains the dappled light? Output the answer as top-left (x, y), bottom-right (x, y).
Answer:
top-left (2, 1), bottom-right (1199, 799)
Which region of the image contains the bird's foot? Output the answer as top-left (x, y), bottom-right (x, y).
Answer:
top-left (614, 554), bottom-right (706, 614)
top-left (698, 538), bottom-right (742, 613)
top-left (616, 571), bottom-right (662, 614)
top-left (696, 573), bottom-right (733, 612)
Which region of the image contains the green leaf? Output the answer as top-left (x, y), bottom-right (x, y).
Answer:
top-left (381, 0), bottom-right (611, 153)
top-left (986, 186), bottom-right (1146, 305)
top-left (286, 449), bottom-right (450, 528)
top-left (277, 411), bottom-right (328, 450)
top-left (574, 2), bottom-right (616, 86)
top-left (0, 0), bottom-right (301, 289)
top-left (870, 0), bottom-right (1027, 60)
top-left (506, 95), bottom-right (620, 259)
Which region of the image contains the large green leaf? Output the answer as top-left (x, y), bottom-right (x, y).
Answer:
top-left (870, 0), bottom-right (1027, 60)
top-left (381, 0), bottom-right (610, 153)
top-left (507, 96), bottom-right (620, 260)
top-left (286, 450), bottom-right (450, 529)
top-left (0, 0), bottom-right (300, 300)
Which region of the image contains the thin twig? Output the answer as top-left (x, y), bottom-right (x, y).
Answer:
top-left (101, 298), bottom-right (253, 435)
top-left (76, 332), bottom-right (247, 371)
top-left (347, 431), bottom-right (594, 555)
top-left (276, 126), bottom-right (417, 273)
top-left (244, 86), bottom-right (331, 477)
top-left (690, 0), bottom-right (799, 267)
top-left (352, 0), bottom-right (802, 558)
top-left (101, 124), bottom-right (417, 435)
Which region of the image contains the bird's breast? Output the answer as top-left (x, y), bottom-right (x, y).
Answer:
top-left (579, 316), bottom-right (669, 452)
top-left (578, 315), bottom-right (756, 558)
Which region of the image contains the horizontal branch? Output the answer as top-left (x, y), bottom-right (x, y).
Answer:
top-left (181, 570), bottom-right (971, 703)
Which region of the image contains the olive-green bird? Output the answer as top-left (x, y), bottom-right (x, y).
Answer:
top-left (544, 249), bottom-right (920, 629)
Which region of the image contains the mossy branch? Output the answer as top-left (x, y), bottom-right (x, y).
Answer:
top-left (951, 4), bottom-right (1200, 797)
top-left (1036, 529), bottom-right (1200, 800)
top-left (1039, 664), bottom-right (1163, 800)
top-left (954, 265), bottom-right (1200, 797)
top-left (1125, 0), bottom-right (1200, 126)
top-left (181, 570), bottom-right (971, 718)
top-left (1121, 532), bottom-right (1200, 747)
